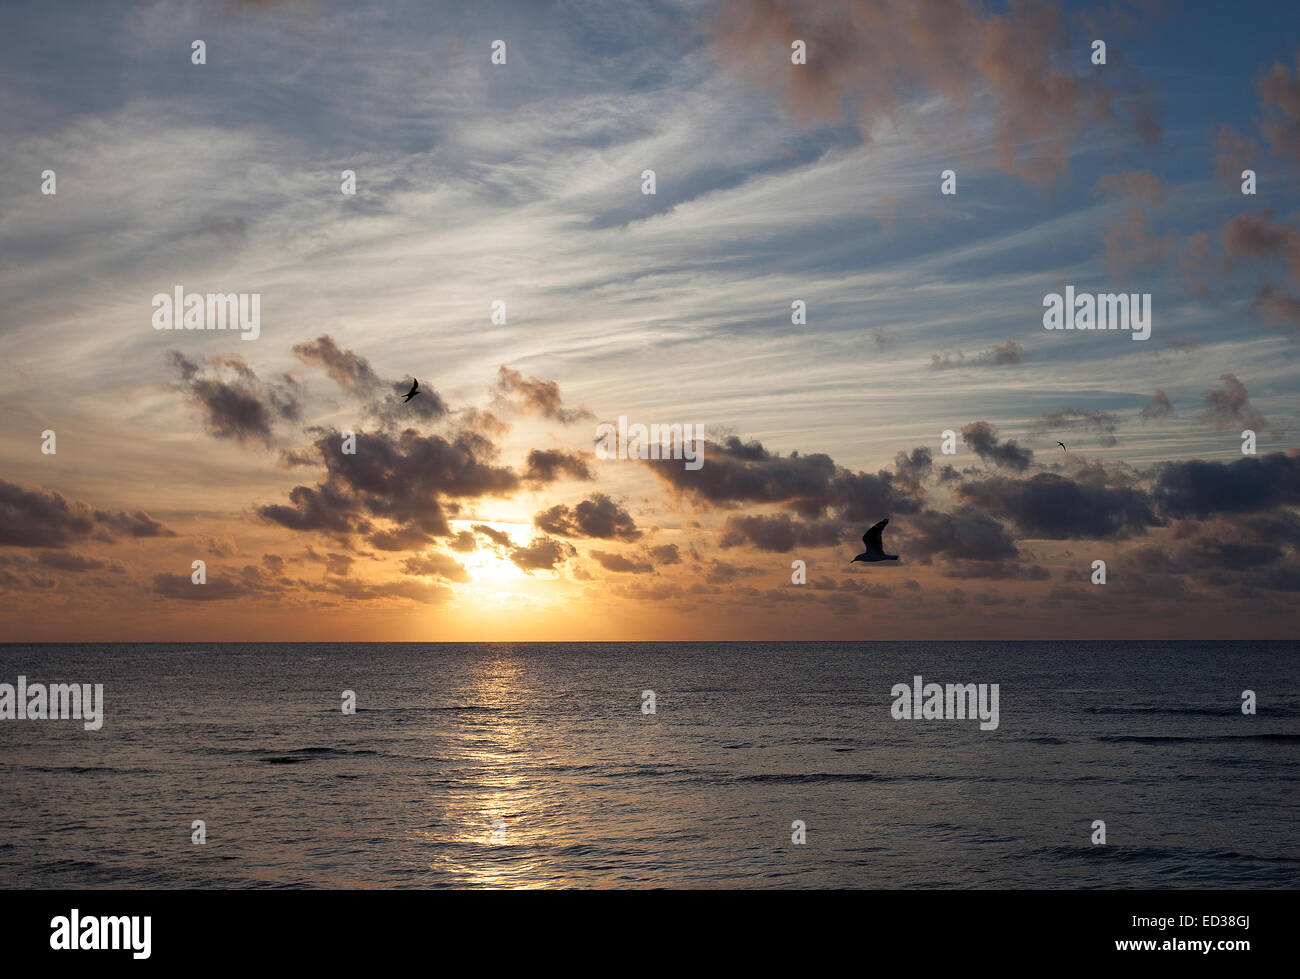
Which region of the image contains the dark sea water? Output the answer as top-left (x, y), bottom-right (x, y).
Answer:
top-left (0, 641), bottom-right (1296, 889)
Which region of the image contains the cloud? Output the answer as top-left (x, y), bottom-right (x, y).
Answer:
top-left (509, 536), bottom-right (576, 572)
top-left (709, 0), bottom-right (1160, 185)
top-left (533, 493), bottom-right (641, 540)
top-left (292, 334), bottom-right (382, 394)
top-left (472, 524), bottom-right (514, 548)
top-left (367, 525), bottom-right (436, 551)
top-left (448, 530), bottom-right (477, 552)
top-left (957, 473), bottom-right (1162, 539)
top-left (153, 573), bottom-right (247, 601)
top-left (1220, 214), bottom-right (1300, 337)
top-left (1201, 373), bottom-right (1269, 433)
top-left (183, 213), bottom-right (248, 241)
top-left (1153, 452), bottom-right (1300, 518)
top-left (167, 351), bottom-right (302, 447)
top-left (293, 334), bottom-right (450, 424)
top-left (589, 549), bottom-right (655, 574)
top-left (1249, 281), bottom-right (1300, 337)
top-left (930, 339), bottom-right (1025, 370)
top-left (317, 577), bottom-right (452, 605)
top-left (399, 550), bottom-right (470, 582)
top-left (1259, 54), bottom-right (1300, 164)
top-left (0, 479), bottom-right (175, 548)
top-left (522, 448), bottom-right (594, 483)
top-left (901, 507), bottom-right (1019, 562)
top-left (719, 513), bottom-right (842, 552)
top-left (1093, 171), bottom-right (1173, 273)
top-left (643, 435), bottom-right (920, 521)
top-left (1140, 389), bottom-right (1174, 419)
top-left (259, 427), bottom-right (519, 542)
top-left (961, 421), bottom-right (1034, 471)
top-left (494, 366), bottom-right (593, 423)
top-left (1032, 408), bottom-right (1123, 447)
top-left (1215, 124), bottom-right (1260, 187)
top-left (649, 543), bottom-right (681, 565)
top-left (1222, 212), bottom-right (1300, 275)
top-left (36, 551), bottom-right (106, 572)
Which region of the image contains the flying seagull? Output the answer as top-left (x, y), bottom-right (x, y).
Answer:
top-left (402, 378), bottom-right (421, 403)
top-left (851, 519), bottom-right (899, 564)
top-left (1057, 441), bottom-right (1067, 452)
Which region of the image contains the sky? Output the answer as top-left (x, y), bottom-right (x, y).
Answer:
top-left (2, 0), bottom-right (1299, 641)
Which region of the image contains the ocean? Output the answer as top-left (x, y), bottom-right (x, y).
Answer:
top-left (0, 641), bottom-right (1296, 888)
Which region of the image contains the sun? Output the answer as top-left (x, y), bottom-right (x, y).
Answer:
top-left (456, 521), bottom-right (531, 587)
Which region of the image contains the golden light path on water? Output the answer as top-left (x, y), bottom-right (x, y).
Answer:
top-left (410, 649), bottom-right (558, 888)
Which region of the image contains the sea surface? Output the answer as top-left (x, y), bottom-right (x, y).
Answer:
top-left (0, 641), bottom-right (1296, 889)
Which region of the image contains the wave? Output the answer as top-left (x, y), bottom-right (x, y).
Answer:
top-left (1085, 705), bottom-right (1300, 717)
top-left (1096, 733), bottom-right (1300, 744)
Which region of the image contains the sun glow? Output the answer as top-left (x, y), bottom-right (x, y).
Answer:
top-left (457, 521), bottom-right (531, 587)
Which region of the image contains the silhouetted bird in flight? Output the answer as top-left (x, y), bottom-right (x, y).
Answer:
top-left (851, 519), bottom-right (899, 564)
top-left (402, 378), bottom-right (420, 403)
top-left (1057, 441), bottom-right (1067, 452)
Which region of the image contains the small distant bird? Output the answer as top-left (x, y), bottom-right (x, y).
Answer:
top-left (1057, 441), bottom-right (1067, 452)
top-left (851, 519), bottom-right (899, 564)
top-left (402, 378), bottom-right (421, 403)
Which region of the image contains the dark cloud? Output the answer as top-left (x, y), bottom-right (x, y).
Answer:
top-left (1201, 374), bottom-right (1269, 433)
top-left (292, 334), bottom-right (381, 394)
top-left (367, 526), bottom-right (436, 552)
top-left (1140, 389), bottom-right (1174, 420)
top-left (168, 351), bottom-right (302, 447)
top-left (719, 513), bottom-right (842, 552)
top-left (893, 447), bottom-right (934, 497)
top-left (259, 428), bottom-right (519, 542)
top-left (940, 559), bottom-right (1050, 580)
top-left (589, 549), bottom-right (655, 574)
top-left (98, 510), bottom-right (176, 539)
top-left (1153, 452), bottom-right (1300, 518)
top-left (961, 421), bottom-right (1034, 471)
top-left (900, 507), bottom-right (1019, 562)
top-left (523, 449), bottom-right (594, 483)
top-left (649, 543), bottom-right (681, 565)
top-left (644, 436), bottom-right (920, 522)
top-left (957, 473), bottom-right (1162, 540)
top-left (0, 479), bottom-right (175, 548)
top-left (259, 483), bottom-right (363, 535)
top-left (317, 577), bottom-right (451, 605)
top-left (494, 366), bottom-right (593, 423)
top-left (533, 494), bottom-right (641, 540)
top-left (292, 334), bottom-right (449, 424)
top-left (509, 536), bottom-right (576, 572)
top-left (35, 551), bottom-right (105, 572)
top-left (400, 551), bottom-right (470, 582)
top-left (705, 559), bottom-right (757, 584)
top-left (473, 524), bottom-right (514, 547)
top-left (372, 377), bottom-right (448, 425)
top-left (153, 573), bottom-right (247, 601)
top-left (449, 530), bottom-right (477, 552)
